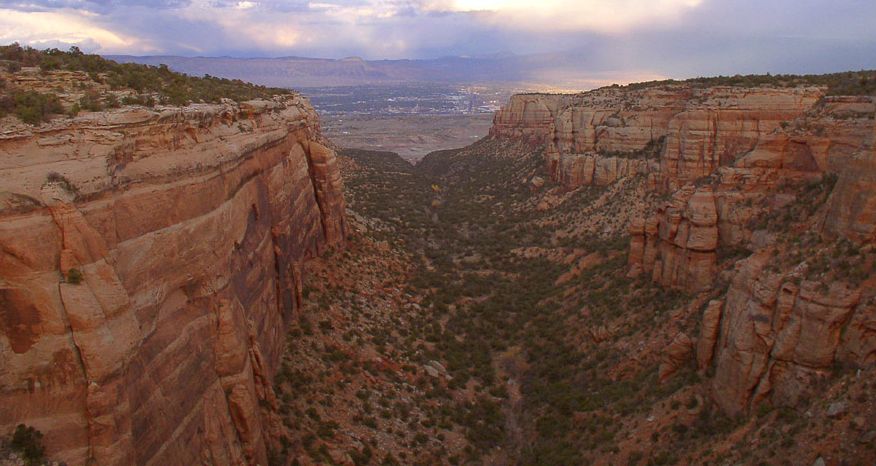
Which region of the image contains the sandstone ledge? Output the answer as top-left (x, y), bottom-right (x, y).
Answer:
top-left (0, 96), bottom-right (347, 465)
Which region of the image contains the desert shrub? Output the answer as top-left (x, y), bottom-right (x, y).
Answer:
top-left (66, 268), bottom-right (83, 285)
top-left (78, 90), bottom-right (104, 111)
top-left (0, 43), bottom-right (291, 105)
top-left (9, 424), bottom-right (45, 465)
top-left (10, 90), bottom-right (63, 124)
top-left (45, 172), bottom-right (78, 196)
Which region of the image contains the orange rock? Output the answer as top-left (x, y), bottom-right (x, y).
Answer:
top-left (696, 300), bottom-right (724, 370)
top-left (710, 254), bottom-right (863, 416)
top-left (494, 85), bottom-right (822, 190)
top-left (0, 96), bottom-right (346, 465)
top-left (628, 187), bottom-right (719, 292)
top-left (822, 132), bottom-right (876, 243)
top-left (658, 332), bottom-right (694, 382)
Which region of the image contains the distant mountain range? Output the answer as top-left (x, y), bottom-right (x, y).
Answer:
top-left (107, 52), bottom-right (630, 90)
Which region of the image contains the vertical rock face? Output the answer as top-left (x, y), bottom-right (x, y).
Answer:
top-left (707, 254), bottom-right (866, 416)
top-left (548, 151), bottom-right (651, 188)
top-left (696, 299), bottom-right (724, 370)
top-left (492, 85), bottom-right (823, 191)
top-left (489, 94), bottom-right (568, 145)
top-left (657, 87), bottom-right (823, 189)
top-left (628, 186), bottom-right (719, 292)
top-left (503, 86), bottom-right (829, 292)
top-left (0, 96), bottom-right (346, 465)
top-left (493, 86), bottom-right (872, 294)
top-left (821, 124), bottom-right (876, 243)
top-left (491, 84), bottom-right (876, 418)
top-left (703, 114), bottom-right (876, 415)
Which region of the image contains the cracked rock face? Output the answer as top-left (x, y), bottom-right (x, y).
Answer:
top-left (496, 86), bottom-right (875, 295)
top-left (491, 84), bottom-right (876, 419)
top-left (492, 85), bottom-right (823, 191)
top-left (0, 96), bottom-right (346, 465)
top-left (708, 253), bottom-right (864, 416)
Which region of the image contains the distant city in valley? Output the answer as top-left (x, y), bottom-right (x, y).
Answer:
top-left (305, 84), bottom-right (512, 161)
top-left (304, 84), bottom-right (512, 116)
top-left (108, 55), bottom-right (527, 160)
top-left (107, 53), bottom-right (609, 90)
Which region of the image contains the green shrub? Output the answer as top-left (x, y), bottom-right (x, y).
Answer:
top-left (9, 424), bottom-right (45, 465)
top-left (78, 90), bottom-right (103, 111)
top-left (66, 268), bottom-right (83, 285)
top-left (46, 172), bottom-right (78, 196)
top-left (10, 90), bottom-right (63, 124)
top-left (1, 43), bottom-right (291, 106)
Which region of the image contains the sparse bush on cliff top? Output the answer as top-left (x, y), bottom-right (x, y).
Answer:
top-left (0, 89), bottom-right (63, 124)
top-left (0, 43), bottom-right (291, 107)
top-left (66, 268), bottom-right (83, 284)
top-left (8, 424), bottom-right (46, 465)
top-left (604, 70), bottom-right (876, 96)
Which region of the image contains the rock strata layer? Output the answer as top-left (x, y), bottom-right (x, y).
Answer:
top-left (491, 85), bottom-right (876, 417)
top-left (0, 96), bottom-right (346, 465)
top-left (492, 85), bottom-right (823, 191)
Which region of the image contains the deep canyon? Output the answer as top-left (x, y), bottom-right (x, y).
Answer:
top-left (0, 52), bottom-right (875, 465)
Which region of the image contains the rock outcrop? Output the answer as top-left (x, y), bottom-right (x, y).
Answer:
top-left (700, 118), bottom-right (876, 415)
top-left (703, 253), bottom-right (869, 416)
top-left (0, 96), bottom-right (346, 465)
top-left (492, 85), bottom-right (823, 191)
top-left (492, 84), bottom-right (876, 419)
top-left (658, 332), bottom-right (694, 382)
top-left (628, 186), bottom-right (719, 292)
top-left (629, 93), bottom-right (873, 292)
top-left (696, 299), bottom-right (724, 371)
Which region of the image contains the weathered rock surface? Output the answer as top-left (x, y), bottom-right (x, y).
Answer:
top-left (0, 96), bottom-right (346, 465)
top-left (658, 332), bottom-right (693, 382)
top-left (492, 85), bottom-right (823, 191)
top-left (696, 299), bottom-right (724, 370)
top-left (707, 253), bottom-right (867, 416)
top-left (492, 85), bottom-right (876, 423)
top-left (547, 150), bottom-right (650, 187)
top-left (628, 186), bottom-right (719, 292)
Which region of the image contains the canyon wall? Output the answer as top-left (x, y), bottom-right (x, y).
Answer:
top-left (493, 86), bottom-right (874, 292)
top-left (492, 85), bottom-right (823, 191)
top-left (492, 85), bottom-right (876, 416)
top-left (0, 96), bottom-right (346, 465)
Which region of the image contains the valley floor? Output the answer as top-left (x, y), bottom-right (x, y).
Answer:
top-left (321, 114), bottom-right (494, 163)
top-left (269, 140), bottom-right (876, 466)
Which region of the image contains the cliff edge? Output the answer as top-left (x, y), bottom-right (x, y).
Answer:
top-left (0, 94), bottom-right (346, 465)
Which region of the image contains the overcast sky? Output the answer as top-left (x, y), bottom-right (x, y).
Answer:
top-left (1, 0), bottom-right (875, 79)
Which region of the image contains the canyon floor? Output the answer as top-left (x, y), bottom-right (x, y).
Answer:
top-left (270, 140), bottom-right (875, 466)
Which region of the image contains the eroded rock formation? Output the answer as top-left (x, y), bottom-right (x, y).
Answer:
top-left (492, 85), bottom-right (823, 190)
top-left (491, 84), bottom-right (876, 419)
top-left (628, 186), bottom-right (719, 292)
top-left (0, 96), bottom-right (346, 465)
top-left (495, 86), bottom-right (875, 294)
top-left (704, 253), bottom-right (869, 416)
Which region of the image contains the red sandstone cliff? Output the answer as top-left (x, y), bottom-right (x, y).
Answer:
top-left (491, 85), bottom-right (876, 418)
top-left (492, 85), bottom-right (823, 191)
top-left (493, 86), bottom-right (872, 292)
top-left (0, 95), bottom-right (346, 465)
